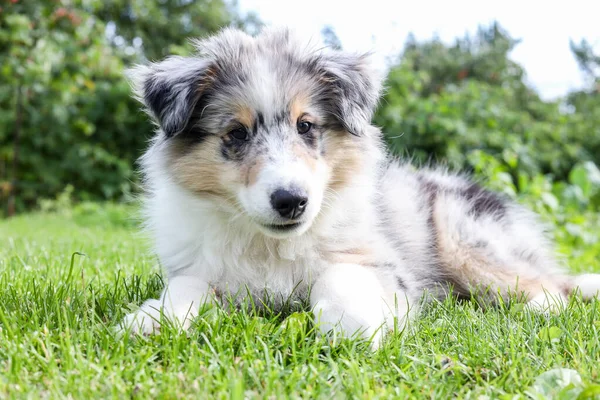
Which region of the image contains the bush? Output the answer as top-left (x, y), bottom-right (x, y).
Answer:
top-left (374, 24), bottom-right (600, 185)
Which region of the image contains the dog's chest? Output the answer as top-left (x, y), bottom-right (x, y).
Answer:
top-left (209, 236), bottom-right (323, 305)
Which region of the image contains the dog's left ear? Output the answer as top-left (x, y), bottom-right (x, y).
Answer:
top-left (319, 52), bottom-right (383, 136)
top-left (127, 57), bottom-right (213, 138)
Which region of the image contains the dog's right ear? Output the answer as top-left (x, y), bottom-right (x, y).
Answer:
top-left (127, 57), bottom-right (213, 138)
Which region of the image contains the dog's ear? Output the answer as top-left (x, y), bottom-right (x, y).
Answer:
top-left (319, 52), bottom-right (383, 136)
top-left (127, 57), bottom-right (213, 138)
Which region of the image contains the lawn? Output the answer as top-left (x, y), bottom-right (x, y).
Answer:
top-left (1, 203), bottom-right (599, 398)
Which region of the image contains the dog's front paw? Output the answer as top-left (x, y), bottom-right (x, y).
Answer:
top-left (310, 264), bottom-right (398, 350)
top-left (119, 299), bottom-right (163, 336)
top-left (118, 299), bottom-right (198, 336)
top-left (526, 291), bottom-right (568, 314)
top-left (313, 299), bottom-right (386, 348)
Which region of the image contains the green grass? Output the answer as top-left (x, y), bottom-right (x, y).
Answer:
top-left (1, 205), bottom-right (600, 399)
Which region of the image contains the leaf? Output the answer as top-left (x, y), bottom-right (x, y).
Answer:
top-left (279, 312), bottom-right (310, 343)
top-left (538, 326), bottom-right (563, 342)
top-left (541, 192), bottom-right (560, 211)
top-left (510, 303), bottom-right (525, 315)
top-left (569, 162), bottom-right (600, 198)
top-left (577, 384), bottom-right (600, 399)
top-left (528, 369), bottom-right (584, 399)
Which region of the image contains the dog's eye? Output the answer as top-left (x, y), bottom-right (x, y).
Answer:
top-left (228, 127), bottom-right (248, 141)
top-left (297, 121), bottom-right (312, 135)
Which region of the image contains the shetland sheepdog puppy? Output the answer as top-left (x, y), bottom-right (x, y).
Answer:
top-left (121, 27), bottom-right (600, 347)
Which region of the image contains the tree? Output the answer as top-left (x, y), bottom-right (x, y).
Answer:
top-left (91, 0), bottom-right (262, 61)
top-left (570, 39), bottom-right (600, 86)
top-left (374, 23), bottom-right (596, 183)
top-left (1, 1), bottom-right (134, 215)
top-left (565, 40), bottom-right (600, 173)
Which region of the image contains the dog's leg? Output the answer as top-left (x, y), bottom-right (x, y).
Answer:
top-left (310, 263), bottom-right (410, 349)
top-left (120, 275), bottom-right (211, 335)
top-left (517, 273), bottom-right (600, 311)
top-left (432, 214), bottom-right (570, 311)
top-left (428, 186), bottom-right (572, 311)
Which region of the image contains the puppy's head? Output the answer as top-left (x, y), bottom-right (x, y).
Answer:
top-left (132, 28), bottom-right (382, 238)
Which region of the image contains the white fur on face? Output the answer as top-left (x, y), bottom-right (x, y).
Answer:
top-left (238, 138), bottom-right (329, 238)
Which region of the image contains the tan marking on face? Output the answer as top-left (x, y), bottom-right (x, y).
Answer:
top-left (244, 157), bottom-right (264, 187)
top-left (289, 92), bottom-right (320, 173)
top-left (167, 137), bottom-right (240, 202)
top-left (235, 105), bottom-right (255, 129)
top-left (322, 131), bottom-right (364, 191)
top-left (289, 94), bottom-right (320, 173)
top-left (290, 92), bottom-right (311, 123)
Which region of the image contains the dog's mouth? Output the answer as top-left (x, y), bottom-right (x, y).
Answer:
top-left (261, 222), bottom-right (303, 232)
top-left (256, 220), bottom-right (311, 238)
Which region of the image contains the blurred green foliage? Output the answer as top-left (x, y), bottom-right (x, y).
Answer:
top-left (1, 7), bottom-right (599, 216)
top-left (375, 24), bottom-right (600, 187)
top-left (93, 0), bottom-right (261, 61)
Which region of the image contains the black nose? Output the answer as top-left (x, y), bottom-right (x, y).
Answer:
top-left (270, 189), bottom-right (308, 219)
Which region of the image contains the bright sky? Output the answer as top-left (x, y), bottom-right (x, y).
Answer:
top-left (238, 0), bottom-right (599, 100)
